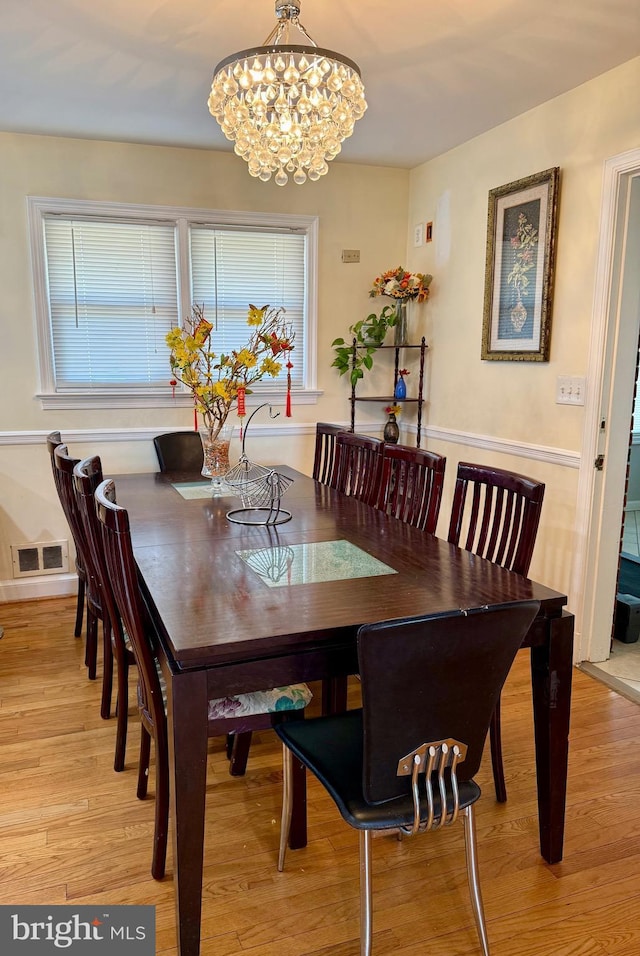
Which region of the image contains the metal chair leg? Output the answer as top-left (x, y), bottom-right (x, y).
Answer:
top-left (359, 830), bottom-right (372, 956)
top-left (462, 805), bottom-right (490, 956)
top-left (278, 744), bottom-right (293, 872)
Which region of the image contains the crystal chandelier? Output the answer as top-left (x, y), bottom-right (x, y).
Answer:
top-left (207, 1), bottom-right (367, 186)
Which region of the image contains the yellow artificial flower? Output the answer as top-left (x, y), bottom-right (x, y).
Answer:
top-left (260, 356), bottom-right (282, 377)
top-left (236, 348), bottom-right (257, 369)
top-left (247, 304), bottom-right (268, 326)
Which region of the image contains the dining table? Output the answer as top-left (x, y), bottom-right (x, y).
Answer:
top-left (115, 465), bottom-right (574, 956)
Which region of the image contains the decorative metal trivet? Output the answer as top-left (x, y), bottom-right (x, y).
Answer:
top-left (225, 404), bottom-right (294, 525)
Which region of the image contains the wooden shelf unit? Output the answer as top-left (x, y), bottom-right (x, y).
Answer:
top-left (349, 338), bottom-right (428, 447)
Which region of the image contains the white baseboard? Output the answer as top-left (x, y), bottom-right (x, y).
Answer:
top-left (0, 573), bottom-right (77, 603)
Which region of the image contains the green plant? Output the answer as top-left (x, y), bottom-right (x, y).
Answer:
top-left (331, 303), bottom-right (397, 387)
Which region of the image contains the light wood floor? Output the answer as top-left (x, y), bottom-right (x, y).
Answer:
top-left (1, 597), bottom-right (640, 956)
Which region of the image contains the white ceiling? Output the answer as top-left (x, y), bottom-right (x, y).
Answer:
top-left (1, 0), bottom-right (638, 169)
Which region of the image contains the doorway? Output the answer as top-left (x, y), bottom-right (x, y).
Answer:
top-left (575, 150), bottom-right (640, 669)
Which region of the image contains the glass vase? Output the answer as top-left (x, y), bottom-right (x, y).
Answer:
top-left (393, 300), bottom-right (409, 346)
top-left (199, 424), bottom-right (233, 497)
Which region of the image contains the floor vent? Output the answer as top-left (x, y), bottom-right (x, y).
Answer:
top-left (11, 540), bottom-right (69, 578)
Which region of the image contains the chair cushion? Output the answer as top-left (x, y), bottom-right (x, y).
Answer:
top-left (275, 709), bottom-right (480, 831)
top-left (150, 654), bottom-right (311, 722)
top-left (208, 683), bottom-right (312, 720)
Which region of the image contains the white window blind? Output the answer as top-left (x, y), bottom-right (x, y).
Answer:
top-left (43, 217), bottom-right (179, 389)
top-left (190, 227), bottom-right (306, 388)
top-left (30, 198), bottom-right (317, 407)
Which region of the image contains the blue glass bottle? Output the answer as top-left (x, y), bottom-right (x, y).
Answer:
top-left (394, 374), bottom-right (407, 400)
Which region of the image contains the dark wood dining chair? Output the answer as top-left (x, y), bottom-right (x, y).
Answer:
top-left (375, 443), bottom-right (446, 534)
top-left (47, 431), bottom-right (86, 640)
top-left (277, 601), bottom-right (540, 956)
top-left (95, 477), bottom-right (312, 880)
top-left (331, 432), bottom-right (384, 505)
top-left (153, 430), bottom-right (204, 474)
top-left (312, 422), bottom-right (344, 484)
top-left (447, 461), bottom-right (546, 803)
top-left (52, 443), bottom-right (102, 683)
top-left (73, 456), bottom-right (136, 770)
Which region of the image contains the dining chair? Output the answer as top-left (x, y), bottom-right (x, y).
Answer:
top-left (276, 601), bottom-right (540, 956)
top-left (73, 456), bottom-right (136, 770)
top-left (447, 461), bottom-right (546, 802)
top-left (47, 431), bottom-right (86, 640)
top-left (52, 443), bottom-right (102, 683)
top-left (153, 430), bottom-right (204, 474)
top-left (375, 443), bottom-right (446, 534)
top-left (312, 422), bottom-right (344, 485)
top-left (331, 432), bottom-right (384, 505)
top-left (95, 477), bottom-right (313, 880)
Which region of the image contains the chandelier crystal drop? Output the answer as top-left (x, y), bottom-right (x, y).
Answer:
top-left (207, 1), bottom-right (367, 186)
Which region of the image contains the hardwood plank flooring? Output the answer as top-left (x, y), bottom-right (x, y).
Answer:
top-left (0, 596), bottom-right (639, 955)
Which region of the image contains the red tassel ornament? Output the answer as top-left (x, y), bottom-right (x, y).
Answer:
top-left (286, 357), bottom-right (293, 418)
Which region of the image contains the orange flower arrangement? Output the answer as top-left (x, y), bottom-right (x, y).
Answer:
top-left (370, 267), bottom-right (432, 303)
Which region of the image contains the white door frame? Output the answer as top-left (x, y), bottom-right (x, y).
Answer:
top-left (574, 147), bottom-right (640, 662)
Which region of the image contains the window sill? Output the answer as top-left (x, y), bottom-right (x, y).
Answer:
top-left (36, 389), bottom-right (323, 411)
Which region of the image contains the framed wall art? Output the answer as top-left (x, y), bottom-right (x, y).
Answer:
top-left (481, 167), bottom-right (560, 361)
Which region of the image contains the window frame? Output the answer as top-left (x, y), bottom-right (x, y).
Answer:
top-left (28, 197), bottom-right (320, 410)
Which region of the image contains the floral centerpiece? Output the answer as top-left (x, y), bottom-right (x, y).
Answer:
top-left (369, 267), bottom-right (433, 346)
top-left (166, 303), bottom-right (293, 480)
top-left (369, 267), bottom-right (433, 303)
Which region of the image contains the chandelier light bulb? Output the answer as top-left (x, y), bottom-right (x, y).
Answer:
top-left (208, 0), bottom-right (367, 185)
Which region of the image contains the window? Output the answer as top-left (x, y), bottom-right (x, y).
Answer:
top-left (29, 198), bottom-right (318, 410)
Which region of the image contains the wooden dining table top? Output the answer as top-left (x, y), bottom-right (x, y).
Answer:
top-left (115, 466), bottom-right (567, 671)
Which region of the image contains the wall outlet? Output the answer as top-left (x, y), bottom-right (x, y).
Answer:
top-left (413, 224), bottom-right (423, 247)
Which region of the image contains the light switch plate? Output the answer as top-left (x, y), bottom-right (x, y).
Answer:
top-left (413, 224), bottom-right (423, 247)
top-left (556, 376), bottom-right (586, 405)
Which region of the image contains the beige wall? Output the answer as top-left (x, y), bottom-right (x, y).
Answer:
top-left (0, 136), bottom-right (409, 589)
top-left (407, 57), bottom-right (640, 599)
top-left (1, 57), bottom-right (639, 602)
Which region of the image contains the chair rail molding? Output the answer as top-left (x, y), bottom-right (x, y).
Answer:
top-left (1, 425), bottom-right (579, 468)
top-left (421, 425), bottom-right (579, 470)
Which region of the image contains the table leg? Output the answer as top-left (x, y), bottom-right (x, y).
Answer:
top-left (321, 675), bottom-right (348, 714)
top-left (530, 610), bottom-right (574, 864)
top-left (166, 668), bottom-right (209, 956)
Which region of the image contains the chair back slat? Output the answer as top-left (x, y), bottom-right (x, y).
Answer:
top-left (313, 423), bottom-right (343, 485)
top-left (448, 462), bottom-right (545, 576)
top-left (95, 480), bottom-right (166, 740)
top-left (332, 432), bottom-right (383, 504)
top-left (357, 602), bottom-right (540, 804)
top-left (376, 444), bottom-right (445, 533)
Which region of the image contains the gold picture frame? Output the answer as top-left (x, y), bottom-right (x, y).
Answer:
top-left (481, 167), bottom-right (560, 361)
